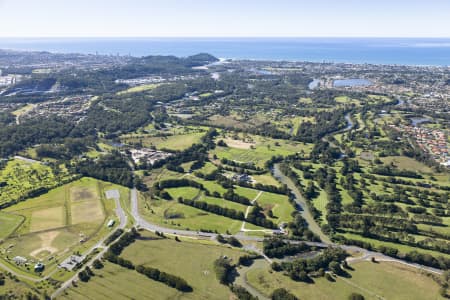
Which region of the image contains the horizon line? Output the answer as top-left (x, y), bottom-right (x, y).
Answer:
top-left (1, 36), bottom-right (450, 39)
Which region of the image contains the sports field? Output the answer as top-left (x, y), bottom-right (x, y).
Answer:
top-left (0, 177), bottom-right (118, 276)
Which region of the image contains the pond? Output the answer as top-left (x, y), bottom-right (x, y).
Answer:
top-left (410, 117), bottom-right (431, 126)
top-left (333, 78), bottom-right (372, 87)
top-left (308, 79), bottom-right (321, 90)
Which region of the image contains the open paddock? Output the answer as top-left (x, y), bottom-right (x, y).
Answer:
top-left (71, 200), bottom-right (104, 225)
top-left (0, 212), bottom-right (24, 240)
top-left (140, 197), bottom-right (243, 234)
top-left (119, 232), bottom-right (246, 299)
top-left (121, 131), bottom-right (206, 151)
top-left (244, 259), bottom-right (445, 300)
top-left (213, 134), bottom-right (312, 167)
top-left (29, 206), bottom-right (65, 232)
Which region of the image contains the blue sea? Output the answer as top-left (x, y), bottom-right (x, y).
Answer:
top-left (1, 38), bottom-right (450, 66)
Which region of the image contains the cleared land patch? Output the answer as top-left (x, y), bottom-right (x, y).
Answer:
top-left (381, 156), bottom-right (433, 173)
top-left (29, 206), bottom-right (65, 232)
top-left (117, 84), bottom-right (160, 95)
top-left (29, 230), bottom-right (60, 258)
top-left (223, 138), bottom-right (255, 149)
top-left (70, 186), bottom-right (98, 202)
top-left (213, 134), bottom-right (312, 168)
top-left (124, 132), bottom-right (204, 151)
top-left (71, 201), bottom-right (104, 224)
top-left (70, 181), bottom-right (105, 224)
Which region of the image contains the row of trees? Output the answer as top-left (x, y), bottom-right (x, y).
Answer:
top-left (103, 227), bottom-right (193, 292)
top-left (273, 247), bottom-right (348, 282)
top-left (136, 265), bottom-right (192, 292)
top-left (223, 188), bottom-right (251, 205)
top-left (178, 197), bottom-right (277, 229)
top-left (263, 238), bottom-right (312, 258)
top-left (371, 165), bottom-right (423, 179)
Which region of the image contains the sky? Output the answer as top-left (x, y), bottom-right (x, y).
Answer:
top-left (0, 0), bottom-right (449, 38)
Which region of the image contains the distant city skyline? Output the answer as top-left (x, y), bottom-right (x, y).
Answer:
top-left (0, 0), bottom-right (449, 38)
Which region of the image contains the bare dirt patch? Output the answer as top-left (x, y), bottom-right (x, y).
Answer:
top-left (360, 151), bottom-right (374, 161)
top-left (71, 201), bottom-right (104, 224)
top-left (223, 138), bottom-right (256, 149)
top-left (30, 231), bottom-right (59, 258)
top-left (70, 186), bottom-right (98, 202)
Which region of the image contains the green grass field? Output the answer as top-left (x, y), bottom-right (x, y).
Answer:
top-left (213, 133), bottom-right (312, 167)
top-left (62, 233), bottom-right (246, 299)
top-left (189, 176), bottom-right (228, 195)
top-left (140, 196), bottom-right (244, 234)
top-left (116, 84), bottom-right (160, 95)
top-left (121, 131), bottom-right (206, 151)
top-left (60, 262), bottom-right (183, 300)
top-left (234, 186), bottom-right (260, 200)
top-left (122, 232), bottom-right (245, 299)
top-left (166, 187), bottom-right (201, 200)
top-left (198, 194), bottom-right (248, 212)
top-left (251, 173), bottom-right (281, 186)
top-left (0, 211), bottom-right (24, 240)
top-left (335, 96), bottom-right (361, 105)
top-left (244, 259), bottom-right (444, 300)
top-left (312, 189), bottom-right (328, 223)
top-left (196, 162), bottom-right (218, 175)
top-left (256, 192), bottom-right (294, 224)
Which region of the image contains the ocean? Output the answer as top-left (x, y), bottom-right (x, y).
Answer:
top-left (1, 38), bottom-right (450, 66)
